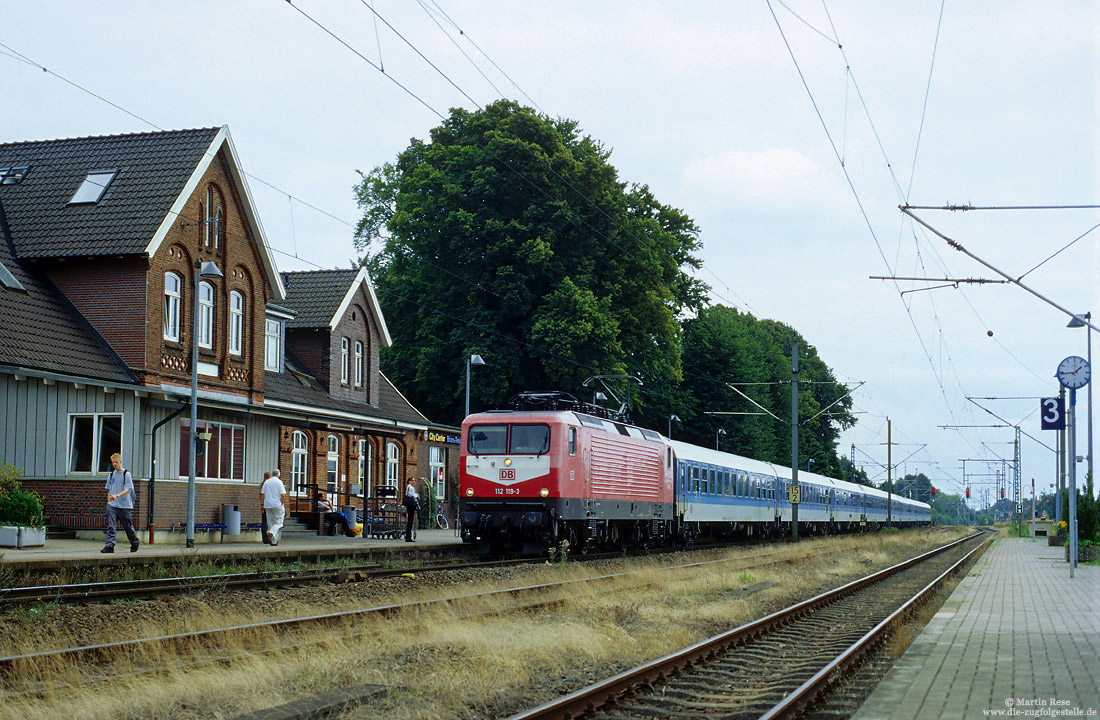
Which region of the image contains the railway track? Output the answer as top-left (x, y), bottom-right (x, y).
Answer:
top-left (0, 542), bottom-right (857, 699)
top-left (0, 537), bottom-right (818, 606)
top-left (508, 529), bottom-right (992, 720)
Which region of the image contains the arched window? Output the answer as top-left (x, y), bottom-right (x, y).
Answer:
top-left (204, 185), bottom-right (223, 248)
top-left (229, 291), bottom-right (244, 355)
top-left (291, 431), bottom-right (308, 495)
top-left (198, 281), bottom-right (214, 349)
top-left (164, 272), bottom-right (181, 342)
top-left (386, 442), bottom-right (400, 485)
top-left (327, 435), bottom-right (339, 492)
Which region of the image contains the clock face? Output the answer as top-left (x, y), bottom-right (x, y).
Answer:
top-left (1057, 355), bottom-right (1091, 389)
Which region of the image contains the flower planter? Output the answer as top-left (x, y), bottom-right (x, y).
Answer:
top-left (1048, 535), bottom-right (1067, 546)
top-left (0, 525), bottom-right (46, 548)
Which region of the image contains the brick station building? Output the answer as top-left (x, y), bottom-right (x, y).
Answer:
top-left (0, 127), bottom-right (458, 540)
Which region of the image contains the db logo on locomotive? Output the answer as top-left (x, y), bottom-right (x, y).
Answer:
top-left (500, 468), bottom-right (516, 481)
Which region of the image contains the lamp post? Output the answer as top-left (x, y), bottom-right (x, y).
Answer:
top-left (1067, 312), bottom-right (1093, 496)
top-left (464, 354), bottom-right (485, 419)
top-left (187, 260), bottom-right (223, 548)
top-left (716, 428), bottom-right (726, 450)
top-left (668, 414), bottom-right (680, 438)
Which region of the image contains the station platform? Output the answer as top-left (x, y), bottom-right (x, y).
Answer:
top-left (0, 528), bottom-right (465, 572)
top-left (854, 537), bottom-right (1100, 719)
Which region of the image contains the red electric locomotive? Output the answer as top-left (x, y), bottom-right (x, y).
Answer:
top-left (459, 392), bottom-right (675, 554)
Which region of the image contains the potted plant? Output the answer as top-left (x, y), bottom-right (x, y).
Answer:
top-left (1048, 520), bottom-right (1068, 546)
top-left (0, 461), bottom-right (45, 548)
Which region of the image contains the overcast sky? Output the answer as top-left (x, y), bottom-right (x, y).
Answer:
top-left (5, 1), bottom-right (1098, 506)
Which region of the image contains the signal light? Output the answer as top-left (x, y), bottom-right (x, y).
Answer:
top-left (931, 487), bottom-right (936, 496)
top-left (1000, 488), bottom-right (1005, 499)
top-left (966, 488), bottom-right (970, 499)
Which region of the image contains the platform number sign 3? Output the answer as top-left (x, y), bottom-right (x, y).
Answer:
top-left (1040, 397), bottom-right (1065, 431)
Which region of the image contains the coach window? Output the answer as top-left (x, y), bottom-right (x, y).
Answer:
top-left (568, 427), bottom-right (577, 456)
top-left (691, 466), bottom-right (699, 493)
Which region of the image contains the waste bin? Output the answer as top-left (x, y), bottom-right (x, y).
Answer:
top-left (340, 505), bottom-right (356, 524)
top-left (221, 503), bottom-right (241, 535)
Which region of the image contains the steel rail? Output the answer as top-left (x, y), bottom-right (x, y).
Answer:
top-left (505, 530), bottom-right (983, 720)
top-left (759, 530), bottom-right (994, 719)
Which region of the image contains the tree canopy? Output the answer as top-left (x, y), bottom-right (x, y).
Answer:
top-left (355, 100), bottom-right (705, 422)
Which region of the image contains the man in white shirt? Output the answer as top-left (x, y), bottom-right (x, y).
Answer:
top-left (261, 469), bottom-right (287, 546)
top-left (403, 478), bottom-right (420, 542)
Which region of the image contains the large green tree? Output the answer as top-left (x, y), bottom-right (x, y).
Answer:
top-left (355, 101), bottom-right (707, 423)
top-left (672, 306), bottom-right (856, 477)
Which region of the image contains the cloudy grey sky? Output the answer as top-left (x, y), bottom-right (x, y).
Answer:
top-left (5, 1), bottom-right (1098, 505)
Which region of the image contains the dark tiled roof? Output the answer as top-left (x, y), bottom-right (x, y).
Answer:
top-left (280, 270), bottom-right (359, 329)
top-left (264, 360), bottom-right (429, 428)
top-left (0, 200), bottom-right (135, 383)
top-left (0, 128), bottom-right (220, 259)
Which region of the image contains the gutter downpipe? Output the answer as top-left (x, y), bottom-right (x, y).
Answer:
top-left (149, 403), bottom-right (188, 544)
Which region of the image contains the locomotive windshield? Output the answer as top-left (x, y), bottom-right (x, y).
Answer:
top-left (467, 423), bottom-right (550, 455)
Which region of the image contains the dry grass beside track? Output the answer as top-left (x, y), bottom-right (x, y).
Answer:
top-left (0, 527), bottom-right (968, 720)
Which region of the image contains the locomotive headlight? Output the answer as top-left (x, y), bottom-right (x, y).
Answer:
top-left (504, 458), bottom-right (512, 466)
top-left (465, 487), bottom-right (474, 497)
top-left (540, 488), bottom-right (549, 497)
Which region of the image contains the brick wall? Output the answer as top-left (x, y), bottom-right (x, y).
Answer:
top-left (47, 258), bottom-right (149, 368)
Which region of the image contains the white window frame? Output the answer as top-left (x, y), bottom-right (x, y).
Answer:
top-left (340, 338), bottom-right (349, 384)
top-left (358, 439), bottom-right (370, 497)
top-left (198, 281), bottom-right (214, 349)
top-left (386, 442), bottom-right (400, 484)
top-left (164, 272), bottom-right (181, 342)
top-left (264, 318), bottom-right (282, 372)
top-left (67, 413), bottom-right (124, 474)
top-left (291, 431), bottom-right (309, 495)
top-left (229, 291), bottom-right (243, 355)
top-left (354, 340), bottom-right (363, 387)
top-left (429, 446), bottom-right (446, 501)
top-left (327, 435), bottom-right (339, 492)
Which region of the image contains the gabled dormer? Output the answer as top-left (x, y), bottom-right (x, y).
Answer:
top-left (279, 268), bottom-right (392, 404)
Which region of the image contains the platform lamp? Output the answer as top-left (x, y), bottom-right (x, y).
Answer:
top-left (668, 414), bottom-right (680, 438)
top-left (187, 260), bottom-right (223, 548)
top-left (716, 427), bottom-right (726, 450)
top-left (464, 354), bottom-right (486, 419)
top-left (1067, 312), bottom-right (1092, 497)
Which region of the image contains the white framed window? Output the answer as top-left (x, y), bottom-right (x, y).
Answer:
top-left (229, 291), bottom-right (243, 355)
top-left (68, 413), bottom-right (123, 473)
top-left (291, 431), bottom-right (308, 495)
top-left (164, 272), bottom-right (181, 342)
top-left (264, 318), bottom-right (282, 372)
top-left (198, 281), bottom-right (214, 348)
top-left (327, 435), bottom-right (339, 492)
top-left (340, 338), bottom-right (349, 384)
top-left (204, 185), bottom-right (222, 248)
top-left (386, 442), bottom-right (400, 484)
top-left (354, 340), bottom-right (363, 387)
top-left (178, 418), bottom-right (245, 481)
top-left (429, 446), bottom-right (446, 501)
top-left (358, 439), bottom-right (370, 497)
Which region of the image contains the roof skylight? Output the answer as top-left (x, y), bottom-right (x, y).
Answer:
top-left (0, 260), bottom-right (26, 292)
top-left (69, 170), bottom-right (117, 204)
top-left (0, 166), bottom-right (31, 185)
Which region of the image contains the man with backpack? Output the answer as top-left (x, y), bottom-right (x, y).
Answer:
top-left (102, 452), bottom-right (140, 553)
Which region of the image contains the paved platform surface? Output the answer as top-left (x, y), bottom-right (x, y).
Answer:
top-left (854, 537), bottom-right (1100, 720)
top-left (0, 528), bottom-right (464, 570)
